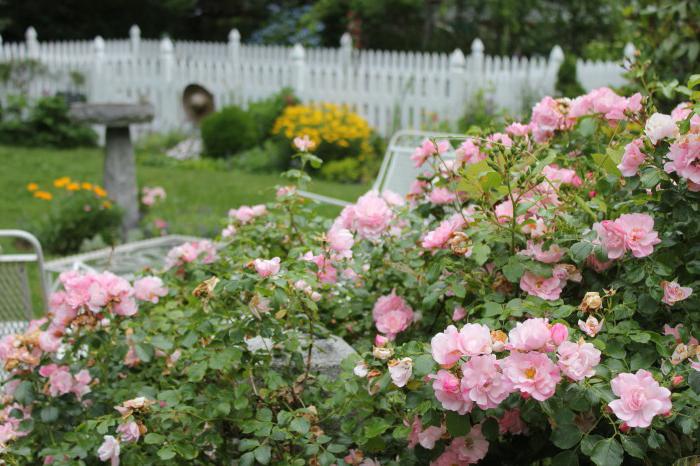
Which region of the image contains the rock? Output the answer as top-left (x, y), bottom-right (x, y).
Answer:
top-left (166, 137), bottom-right (202, 160)
top-left (245, 334), bottom-right (356, 379)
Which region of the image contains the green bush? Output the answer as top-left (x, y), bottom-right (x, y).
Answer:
top-left (555, 54), bottom-right (586, 98)
top-left (247, 88), bottom-right (298, 144)
top-left (230, 140), bottom-right (289, 173)
top-left (200, 105), bottom-right (257, 158)
top-left (0, 95), bottom-right (97, 148)
top-left (36, 188), bottom-right (122, 255)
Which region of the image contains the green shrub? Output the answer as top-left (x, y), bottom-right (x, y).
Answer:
top-left (200, 105), bottom-right (257, 158)
top-left (230, 140), bottom-right (289, 173)
top-left (0, 95), bottom-right (97, 148)
top-left (36, 191), bottom-right (122, 255)
top-left (247, 88), bottom-right (299, 144)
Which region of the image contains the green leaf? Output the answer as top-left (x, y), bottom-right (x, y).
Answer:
top-left (480, 417), bottom-right (499, 441)
top-left (135, 343), bottom-right (154, 363)
top-left (581, 435), bottom-right (603, 456)
top-left (620, 435), bottom-right (647, 459)
top-left (145, 433), bottom-right (166, 444)
top-left (254, 445), bottom-right (271, 464)
top-left (552, 450), bottom-right (579, 466)
top-left (502, 259), bottom-right (524, 283)
top-left (13, 381), bottom-right (34, 405)
top-left (290, 417), bottom-right (310, 435)
top-left (590, 438), bottom-right (623, 466)
top-left (40, 406), bottom-right (59, 423)
top-left (239, 439), bottom-right (259, 451)
top-left (688, 370), bottom-right (700, 393)
top-left (551, 424), bottom-right (583, 449)
top-left (413, 354), bottom-right (435, 377)
top-left (151, 335), bottom-right (174, 351)
top-left (470, 244), bottom-right (491, 266)
top-left (569, 241), bottom-right (594, 263)
top-left (187, 361), bottom-right (208, 381)
top-left (445, 412), bottom-right (471, 437)
top-left (363, 418), bottom-right (390, 438)
top-left (157, 447), bottom-right (177, 460)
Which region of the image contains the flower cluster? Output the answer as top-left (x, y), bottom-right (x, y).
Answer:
top-left (164, 240), bottom-right (218, 270)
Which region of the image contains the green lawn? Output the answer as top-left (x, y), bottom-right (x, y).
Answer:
top-left (0, 145), bottom-right (369, 238)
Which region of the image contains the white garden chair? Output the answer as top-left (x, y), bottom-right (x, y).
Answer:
top-left (0, 230), bottom-right (49, 337)
top-left (298, 129), bottom-right (463, 206)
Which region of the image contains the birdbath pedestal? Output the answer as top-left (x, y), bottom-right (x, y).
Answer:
top-left (69, 103), bottom-right (154, 235)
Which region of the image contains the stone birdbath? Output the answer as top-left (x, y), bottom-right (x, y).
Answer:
top-left (70, 103), bottom-right (154, 235)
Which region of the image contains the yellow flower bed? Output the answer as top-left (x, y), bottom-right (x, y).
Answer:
top-left (272, 103), bottom-right (374, 160)
top-left (27, 177), bottom-right (111, 204)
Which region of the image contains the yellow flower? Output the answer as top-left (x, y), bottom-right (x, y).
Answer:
top-left (81, 182), bottom-right (93, 190)
top-left (66, 182), bottom-right (80, 191)
top-left (33, 190), bottom-right (52, 201)
top-left (26, 182), bottom-right (39, 192)
top-left (53, 177), bottom-right (71, 188)
top-left (102, 200), bottom-right (112, 209)
top-left (94, 186), bottom-right (108, 198)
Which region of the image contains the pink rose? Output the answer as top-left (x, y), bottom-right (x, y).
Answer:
top-left (542, 165), bottom-right (582, 187)
top-left (608, 369), bottom-right (672, 428)
top-left (116, 421), bottom-right (140, 443)
top-left (460, 354), bottom-right (512, 409)
top-left (327, 227), bottom-right (354, 258)
top-left (431, 325), bottom-right (464, 367)
top-left (501, 351), bottom-right (561, 401)
top-left (452, 306), bottom-right (467, 321)
top-left (388, 357), bottom-right (413, 387)
top-left (97, 435), bottom-right (120, 466)
top-left (428, 187), bottom-right (457, 205)
top-left (458, 323), bottom-right (493, 356)
top-left (430, 370), bottom-right (472, 414)
top-left (133, 277), bottom-right (168, 303)
top-left (520, 241), bottom-right (565, 264)
top-left (253, 257), bottom-right (281, 278)
top-left (614, 213), bottom-right (661, 258)
top-left (661, 281), bottom-right (692, 305)
top-left (578, 316), bottom-right (604, 337)
top-left (499, 408), bottom-right (527, 435)
top-left (421, 214), bottom-right (466, 250)
top-left (557, 340), bottom-right (601, 381)
top-left (519, 271), bottom-right (565, 301)
top-left (549, 323), bottom-right (569, 346)
top-left (507, 318), bottom-right (552, 352)
top-left (455, 138), bottom-right (485, 164)
top-left (293, 135), bottom-right (315, 152)
top-left (352, 191), bottom-right (394, 239)
top-left (645, 112), bottom-right (679, 145)
top-left (664, 135), bottom-right (700, 185)
top-left (411, 139), bottom-right (450, 167)
top-left (618, 139), bottom-right (646, 177)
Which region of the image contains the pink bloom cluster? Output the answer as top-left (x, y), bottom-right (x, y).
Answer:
top-left (0, 401), bottom-right (30, 448)
top-left (164, 240), bottom-right (217, 270)
top-left (431, 423), bottom-right (489, 466)
top-left (429, 318), bottom-right (600, 413)
top-left (407, 417), bottom-right (445, 450)
top-left (253, 257), bottom-right (281, 278)
top-left (594, 213), bottom-right (661, 260)
top-left (661, 280), bottom-right (692, 306)
top-left (519, 264), bottom-right (581, 301)
top-left (133, 276), bottom-right (168, 303)
top-left (618, 138), bottom-right (646, 177)
top-left (421, 213), bottom-right (466, 250)
top-left (372, 291), bottom-right (415, 340)
top-left (608, 369), bottom-right (672, 428)
top-left (141, 186), bottom-right (166, 206)
top-left (411, 139), bottom-right (451, 168)
top-left (568, 87), bottom-right (642, 124)
top-left (664, 134), bottom-right (700, 187)
top-left (334, 191), bottom-right (397, 240)
top-left (228, 204), bottom-right (267, 224)
top-left (38, 364), bottom-right (92, 399)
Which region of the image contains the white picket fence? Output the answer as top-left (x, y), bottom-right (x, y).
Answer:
top-left (0, 26), bottom-right (633, 137)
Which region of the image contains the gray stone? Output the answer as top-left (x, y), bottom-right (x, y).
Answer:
top-left (69, 103), bottom-right (155, 235)
top-left (69, 103), bottom-right (154, 127)
top-left (245, 334), bottom-right (356, 379)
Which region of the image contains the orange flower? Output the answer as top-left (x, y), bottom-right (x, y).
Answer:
top-left (66, 182), bottom-right (80, 191)
top-left (53, 177), bottom-right (71, 188)
top-left (81, 182), bottom-right (93, 190)
top-left (33, 191), bottom-right (53, 201)
top-left (94, 186), bottom-right (108, 198)
top-left (102, 201), bottom-right (112, 209)
top-left (26, 182), bottom-right (39, 192)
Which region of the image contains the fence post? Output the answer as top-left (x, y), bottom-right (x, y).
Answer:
top-left (91, 36), bottom-right (105, 101)
top-left (26, 26), bottom-right (39, 59)
top-left (547, 45), bottom-right (564, 94)
top-left (228, 28), bottom-right (240, 63)
top-left (129, 24), bottom-right (141, 55)
top-left (340, 32), bottom-right (352, 67)
top-left (449, 48), bottom-right (466, 124)
top-left (470, 38), bottom-right (484, 92)
top-left (159, 37), bottom-right (175, 131)
top-left (291, 43), bottom-right (306, 96)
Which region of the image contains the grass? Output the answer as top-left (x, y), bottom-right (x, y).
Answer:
top-left (0, 145), bottom-right (369, 237)
top-left (0, 144), bottom-right (370, 315)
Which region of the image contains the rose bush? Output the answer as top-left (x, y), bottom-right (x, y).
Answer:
top-left (2, 74), bottom-right (700, 465)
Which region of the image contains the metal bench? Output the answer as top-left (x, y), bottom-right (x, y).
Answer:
top-left (0, 230), bottom-right (49, 337)
top-left (298, 129), bottom-right (463, 206)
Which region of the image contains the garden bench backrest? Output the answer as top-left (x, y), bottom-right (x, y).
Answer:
top-left (297, 129), bottom-right (464, 206)
top-left (0, 230), bottom-right (49, 337)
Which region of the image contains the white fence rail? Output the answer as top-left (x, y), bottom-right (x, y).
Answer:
top-left (0, 26), bottom-right (633, 137)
